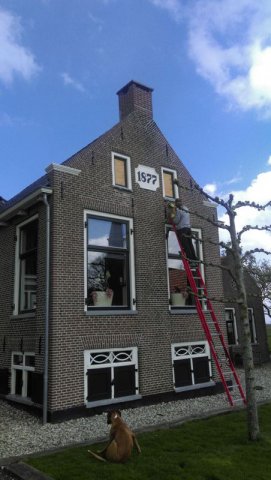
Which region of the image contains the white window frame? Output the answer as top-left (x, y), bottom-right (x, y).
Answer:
top-left (11, 351), bottom-right (35, 398)
top-left (171, 341), bottom-right (214, 392)
top-left (248, 308), bottom-right (257, 344)
top-left (111, 152), bottom-right (132, 190)
top-left (225, 308), bottom-right (239, 345)
top-left (161, 167), bottom-right (178, 199)
top-left (84, 346), bottom-right (140, 407)
top-left (13, 215), bottom-right (38, 316)
top-left (84, 210), bottom-right (136, 313)
top-left (166, 227), bottom-right (205, 310)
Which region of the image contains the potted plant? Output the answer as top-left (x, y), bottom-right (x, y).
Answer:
top-left (88, 261), bottom-right (114, 307)
top-left (170, 286), bottom-right (187, 306)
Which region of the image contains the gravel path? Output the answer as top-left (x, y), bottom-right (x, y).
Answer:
top-left (1, 363), bottom-right (271, 463)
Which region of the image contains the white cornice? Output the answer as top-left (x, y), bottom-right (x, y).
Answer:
top-left (45, 163), bottom-right (81, 176)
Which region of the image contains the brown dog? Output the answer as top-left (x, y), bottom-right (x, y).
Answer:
top-left (88, 410), bottom-right (141, 463)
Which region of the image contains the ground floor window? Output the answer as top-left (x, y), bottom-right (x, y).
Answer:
top-left (11, 352), bottom-right (35, 398)
top-left (248, 308), bottom-right (257, 344)
top-left (172, 342), bottom-right (213, 391)
top-left (84, 347), bottom-right (139, 406)
top-left (225, 308), bottom-right (238, 345)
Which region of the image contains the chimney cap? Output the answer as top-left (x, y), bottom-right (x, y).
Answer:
top-left (116, 80), bottom-right (153, 95)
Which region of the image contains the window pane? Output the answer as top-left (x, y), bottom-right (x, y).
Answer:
top-left (20, 257), bottom-right (37, 311)
top-left (15, 370), bottom-right (23, 395)
top-left (25, 355), bottom-right (35, 367)
top-left (163, 171), bottom-right (174, 197)
top-left (114, 157), bottom-right (127, 187)
top-left (87, 251), bottom-right (129, 307)
top-left (88, 218), bottom-right (127, 248)
top-left (167, 230), bottom-right (181, 256)
top-left (20, 221), bottom-right (38, 254)
top-left (168, 259), bottom-right (194, 307)
top-left (226, 320), bottom-right (236, 345)
top-left (13, 354), bottom-right (23, 365)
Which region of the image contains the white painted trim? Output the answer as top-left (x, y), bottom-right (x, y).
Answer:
top-left (45, 163), bottom-right (81, 176)
top-left (171, 341), bottom-right (212, 391)
top-left (111, 152), bottom-right (132, 190)
top-left (161, 167), bottom-right (178, 199)
top-left (203, 200), bottom-right (217, 208)
top-left (84, 346), bottom-right (138, 406)
top-left (0, 188), bottom-right (52, 221)
top-left (83, 210), bottom-right (136, 312)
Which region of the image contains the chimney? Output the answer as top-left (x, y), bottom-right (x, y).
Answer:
top-left (117, 80), bottom-right (153, 121)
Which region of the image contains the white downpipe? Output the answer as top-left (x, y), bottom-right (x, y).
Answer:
top-left (42, 193), bottom-right (50, 424)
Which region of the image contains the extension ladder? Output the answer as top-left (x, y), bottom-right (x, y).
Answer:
top-left (171, 223), bottom-right (246, 407)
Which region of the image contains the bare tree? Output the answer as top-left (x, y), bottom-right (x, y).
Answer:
top-left (243, 254), bottom-right (271, 319)
top-left (176, 179), bottom-right (271, 440)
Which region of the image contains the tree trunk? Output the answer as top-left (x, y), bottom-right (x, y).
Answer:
top-left (229, 209), bottom-right (260, 440)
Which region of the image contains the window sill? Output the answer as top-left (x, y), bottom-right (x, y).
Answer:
top-left (170, 308), bottom-right (197, 315)
top-left (10, 312), bottom-right (36, 320)
top-left (86, 309), bottom-right (138, 316)
top-left (113, 185), bottom-right (132, 192)
top-left (6, 394), bottom-right (34, 406)
top-left (86, 394), bottom-right (142, 408)
top-left (175, 381), bottom-right (215, 393)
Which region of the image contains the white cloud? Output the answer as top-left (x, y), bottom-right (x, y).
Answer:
top-left (267, 156), bottom-right (271, 166)
top-left (0, 8), bottom-right (40, 85)
top-left (203, 183), bottom-right (217, 195)
top-left (148, 0), bottom-right (182, 22)
top-left (61, 72), bottom-right (86, 93)
top-left (218, 169), bottom-right (271, 256)
top-left (187, 0), bottom-right (271, 116)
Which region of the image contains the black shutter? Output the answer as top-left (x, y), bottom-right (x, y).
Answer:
top-left (30, 372), bottom-right (44, 404)
top-left (0, 369), bottom-right (9, 394)
top-left (193, 357), bottom-right (210, 384)
top-left (87, 368), bottom-right (111, 401)
top-left (114, 365), bottom-right (136, 398)
top-left (174, 359), bottom-right (192, 388)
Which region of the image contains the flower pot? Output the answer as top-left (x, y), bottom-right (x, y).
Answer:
top-left (92, 290), bottom-right (113, 307)
top-left (171, 292), bottom-right (186, 306)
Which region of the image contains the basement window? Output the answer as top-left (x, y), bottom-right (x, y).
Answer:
top-left (112, 152), bottom-right (132, 190)
top-left (84, 347), bottom-right (140, 407)
top-left (172, 342), bottom-right (213, 391)
top-left (11, 352), bottom-right (35, 398)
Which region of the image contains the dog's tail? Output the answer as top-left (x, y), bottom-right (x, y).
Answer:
top-left (88, 449), bottom-right (107, 463)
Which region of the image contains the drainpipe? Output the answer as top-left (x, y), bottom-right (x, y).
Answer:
top-left (42, 193), bottom-right (50, 424)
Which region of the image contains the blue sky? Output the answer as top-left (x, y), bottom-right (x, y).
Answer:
top-left (0, 0), bottom-right (271, 254)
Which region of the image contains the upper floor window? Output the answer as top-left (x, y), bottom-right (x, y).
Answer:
top-left (162, 167), bottom-right (178, 199)
top-left (167, 227), bottom-right (203, 309)
top-left (112, 152), bottom-right (132, 190)
top-left (85, 212), bottom-right (135, 311)
top-left (225, 308), bottom-right (238, 345)
top-left (14, 217), bottom-right (38, 314)
top-left (248, 308), bottom-right (257, 343)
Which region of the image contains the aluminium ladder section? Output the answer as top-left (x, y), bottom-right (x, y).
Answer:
top-left (171, 223), bottom-right (246, 406)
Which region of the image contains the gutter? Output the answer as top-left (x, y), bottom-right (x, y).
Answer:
top-left (42, 193), bottom-right (51, 424)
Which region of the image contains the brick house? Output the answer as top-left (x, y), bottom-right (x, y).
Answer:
top-left (0, 81), bottom-right (226, 421)
top-left (222, 255), bottom-right (269, 366)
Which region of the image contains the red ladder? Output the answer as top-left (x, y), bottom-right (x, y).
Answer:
top-left (171, 223), bottom-right (246, 407)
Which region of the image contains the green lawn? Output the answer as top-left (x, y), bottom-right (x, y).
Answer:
top-left (266, 324), bottom-right (271, 352)
top-left (26, 403), bottom-right (271, 480)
